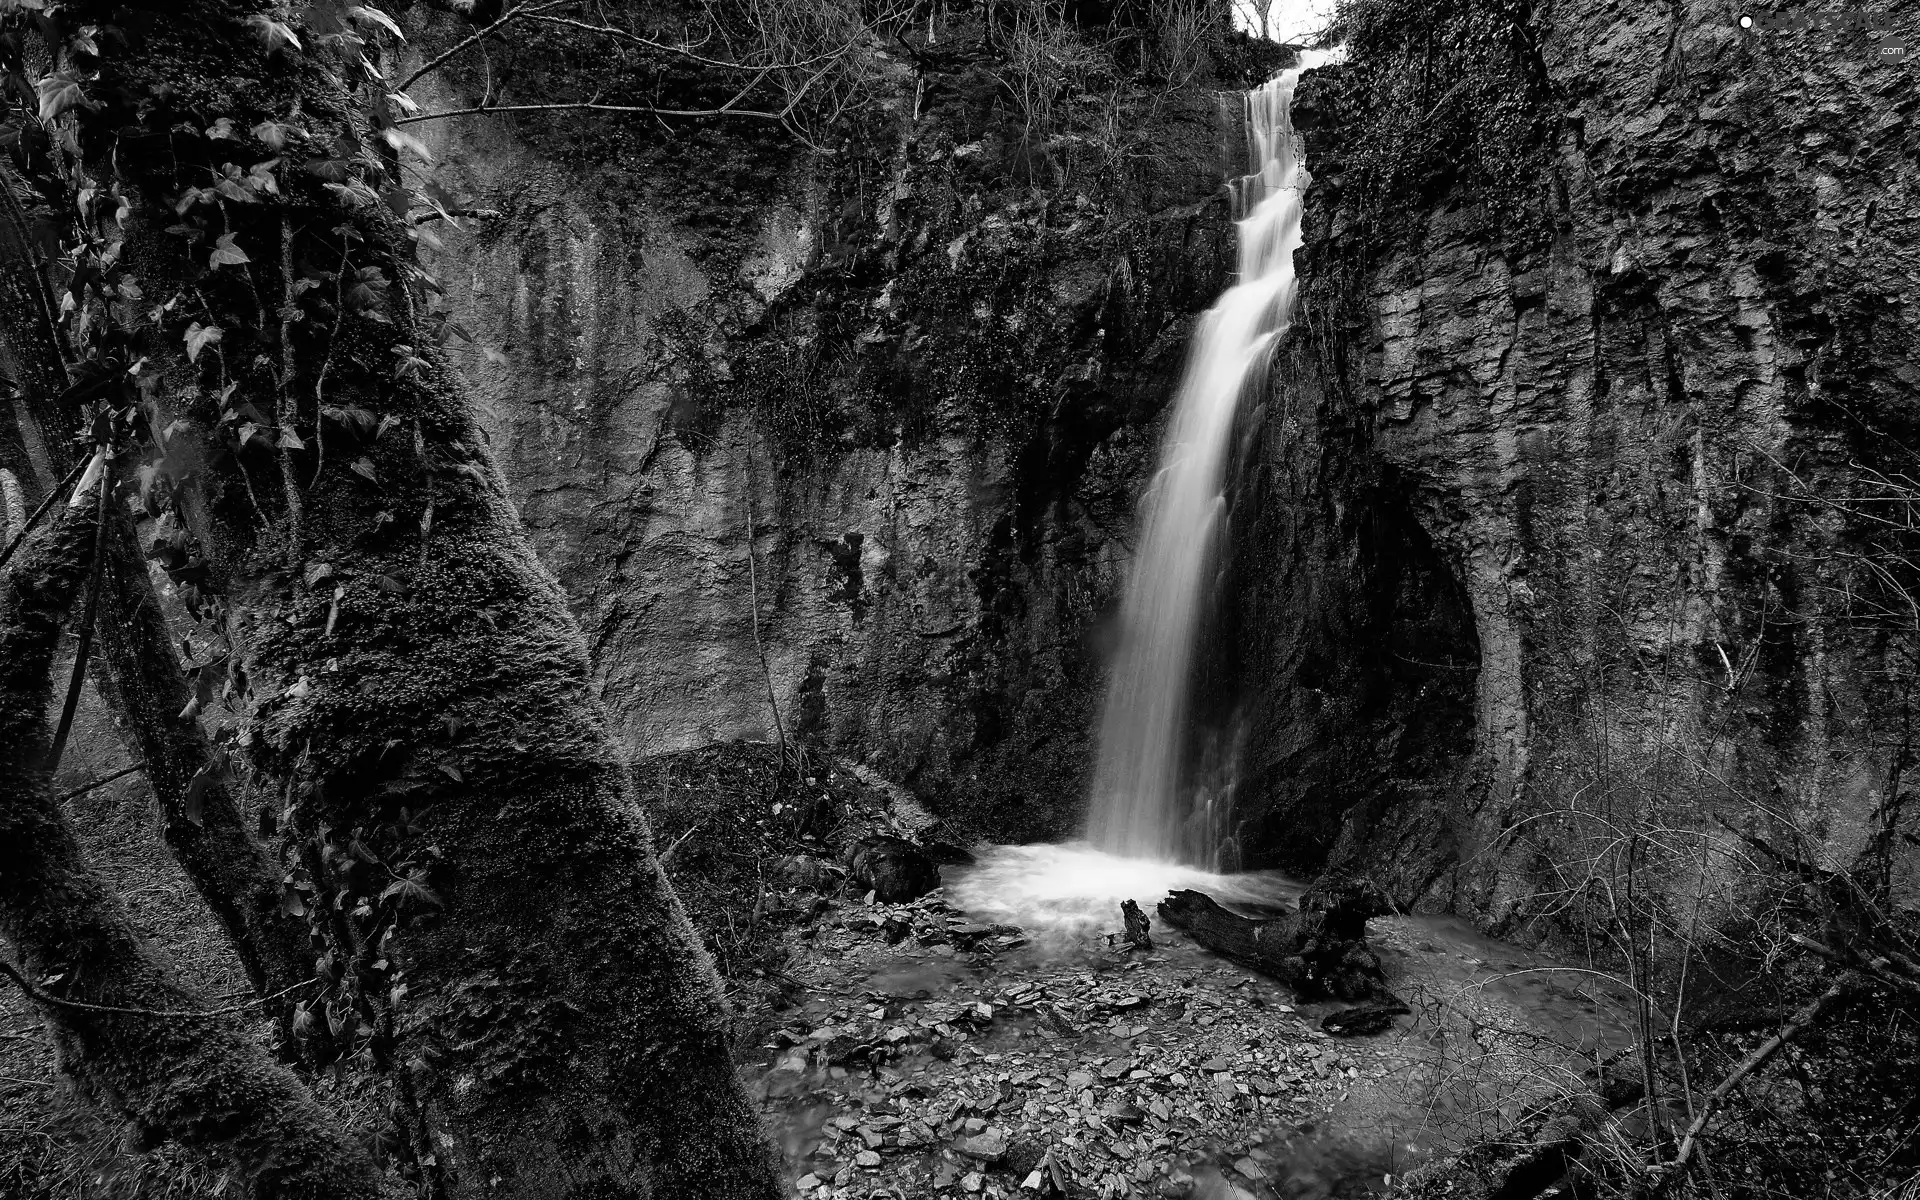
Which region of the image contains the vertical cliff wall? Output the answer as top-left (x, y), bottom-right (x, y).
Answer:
top-left (1237, 0), bottom-right (1919, 921)
top-left (411, 20), bottom-right (1284, 841)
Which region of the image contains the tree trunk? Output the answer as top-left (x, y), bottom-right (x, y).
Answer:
top-left (56, 3), bottom-right (783, 1195)
top-left (0, 471), bottom-right (382, 1200)
top-left (0, 163), bottom-right (312, 1005)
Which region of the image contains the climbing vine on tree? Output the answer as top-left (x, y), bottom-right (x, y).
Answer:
top-left (0, 4), bottom-right (784, 1196)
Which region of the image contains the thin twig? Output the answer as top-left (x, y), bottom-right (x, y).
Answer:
top-left (1652, 974), bottom-right (1861, 1195)
top-left (309, 243), bottom-right (350, 491)
top-left (275, 212), bottom-right (305, 555)
top-left (0, 456), bottom-right (87, 572)
top-left (397, 0), bottom-right (571, 92)
top-left (0, 959), bottom-right (315, 1020)
top-left (741, 428), bottom-right (788, 780)
top-left (55, 761), bottom-right (146, 803)
top-left (522, 13), bottom-right (856, 72)
top-left (659, 816), bottom-right (710, 867)
top-left (44, 464), bottom-right (109, 773)
top-left (393, 99), bottom-right (790, 126)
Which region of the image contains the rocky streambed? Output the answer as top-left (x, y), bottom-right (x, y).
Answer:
top-left (748, 865), bottom-right (1637, 1200)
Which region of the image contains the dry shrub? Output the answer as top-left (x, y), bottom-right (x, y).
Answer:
top-left (702, 0), bottom-right (917, 143)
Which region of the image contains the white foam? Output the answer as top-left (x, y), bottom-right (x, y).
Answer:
top-left (945, 842), bottom-right (1301, 940)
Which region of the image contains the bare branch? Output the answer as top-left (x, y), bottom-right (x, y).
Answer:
top-left (521, 12), bottom-right (855, 73)
top-left (393, 99), bottom-right (789, 126)
top-left (397, 0), bottom-right (571, 93)
top-left (0, 455), bottom-right (86, 572)
top-left (54, 760), bottom-right (145, 803)
top-left (1652, 974), bottom-right (1862, 1195)
top-left (0, 957), bottom-right (315, 1020)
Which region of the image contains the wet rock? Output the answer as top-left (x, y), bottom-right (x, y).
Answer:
top-left (1298, 873), bottom-right (1399, 939)
top-left (1102, 1100), bottom-right (1148, 1125)
top-left (922, 839), bottom-right (978, 865)
top-left (1321, 1003), bottom-right (1410, 1037)
top-left (1004, 1138), bottom-right (1047, 1180)
top-left (845, 835), bottom-right (940, 903)
top-left (779, 854), bottom-right (840, 890)
top-left (956, 1128), bottom-right (1010, 1162)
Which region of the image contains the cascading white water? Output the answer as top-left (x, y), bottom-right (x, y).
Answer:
top-left (1083, 69), bottom-right (1312, 868)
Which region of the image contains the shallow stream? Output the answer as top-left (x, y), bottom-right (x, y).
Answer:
top-left (751, 843), bottom-right (1636, 1199)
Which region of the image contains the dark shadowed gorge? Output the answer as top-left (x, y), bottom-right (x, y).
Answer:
top-left (0, 2), bottom-right (1914, 1200)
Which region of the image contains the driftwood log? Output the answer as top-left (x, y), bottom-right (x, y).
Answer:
top-left (1157, 875), bottom-right (1398, 1001)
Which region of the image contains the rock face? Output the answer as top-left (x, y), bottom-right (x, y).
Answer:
top-left (410, 22), bottom-right (1273, 843)
top-left (1237, 0), bottom-right (1920, 920)
top-left (410, 4), bottom-right (1916, 925)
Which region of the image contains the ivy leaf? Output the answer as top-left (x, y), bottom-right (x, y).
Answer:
top-left (245, 14), bottom-right (303, 54)
top-left (213, 173), bottom-right (256, 204)
top-left (184, 321), bottom-right (223, 362)
top-left (349, 5), bottom-right (404, 39)
top-left (379, 126), bottom-right (432, 162)
top-left (247, 159), bottom-right (282, 195)
top-left (380, 869), bottom-right (440, 909)
top-left (304, 561), bottom-right (333, 587)
top-left (349, 456), bottom-right (379, 483)
top-left (207, 116), bottom-right (238, 140)
top-left (324, 180), bottom-right (380, 209)
top-left (277, 427), bottom-right (307, 450)
top-left (209, 232), bottom-right (250, 268)
top-left (252, 119), bottom-right (306, 150)
top-left (392, 345), bottom-right (429, 380)
top-left (323, 404), bottom-right (377, 436)
top-left (304, 156), bottom-right (351, 183)
top-left (35, 72), bottom-right (84, 123)
top-left (346, 265), bottom-right (389, 313)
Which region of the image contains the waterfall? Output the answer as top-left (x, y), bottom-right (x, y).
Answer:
top-left (1084, 69), bottom-right (1311, 867)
